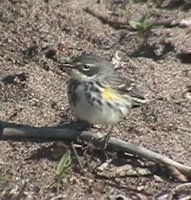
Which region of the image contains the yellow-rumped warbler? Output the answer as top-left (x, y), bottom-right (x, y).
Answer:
top-left (62, 54), bottom-right (146, 126)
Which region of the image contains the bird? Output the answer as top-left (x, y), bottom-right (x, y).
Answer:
top-left (61, 54), bottom-right (146, 145)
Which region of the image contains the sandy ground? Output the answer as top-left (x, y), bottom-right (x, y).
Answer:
top-left (0, 0), bottom-right (191, 199)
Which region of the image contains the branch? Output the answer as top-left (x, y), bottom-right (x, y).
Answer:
top-left (167, 183), bottom-right (191, 200)
top-left (80, 131), bottom-right (191, 178)
top-left (0, 121), bottom-right (191, 178)
top-left (84, 7), bottom-right (131, 27)
top-left (84, 7), bottom-right (182, 28)
top-left (0, 121), bottom-right (86, 140)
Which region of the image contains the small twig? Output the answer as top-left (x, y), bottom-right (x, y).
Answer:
top-left (167, 182), bottom-right (191, 200)
top-left (81, 131), bottom-right (191, 177)
top-left (71, 142), bottom-right (85, 174)
top-left (84, 7), bottom-right (181, 28)
top-left (50, 195), bottom-right (67, 200)
top-left (0, 121), bottom-right (86, 140)
top-left (167, 166), bottom-right (188, 182)
top-left (84, 7), bottom-right (131, 27)
top-left (0, 121), bottom-right (191, 178)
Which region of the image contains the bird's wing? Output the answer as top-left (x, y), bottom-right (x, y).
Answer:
top-left (105, 74), bottom-right (147, 106)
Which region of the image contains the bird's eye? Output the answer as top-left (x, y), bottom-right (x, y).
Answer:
top-left (83, 64), bottom-right (90, 71)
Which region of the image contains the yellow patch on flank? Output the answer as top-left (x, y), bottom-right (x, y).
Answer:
top-left (101, 87), bottom-right (120, 101)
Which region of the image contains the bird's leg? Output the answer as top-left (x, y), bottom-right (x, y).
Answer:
top-left (101, 125), bottom-right (113, 150)
top-left (90, 124), bottom-right (112, 150)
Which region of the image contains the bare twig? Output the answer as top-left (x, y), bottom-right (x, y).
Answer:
top-left (84, 7), bottom-right (181, 28)
top-left (81, 131), bottom-right (191, 177)
top-left (50, 195), bottom-right (68, 200)
top-left (0, 121), bottom-right (191, 178)
top-left (84, 7), bottom-right (131, 27)
top-left (166, 166), bottom-right (188, 182)
top-left (0, 121), bottom-right (86, 140)
top-left (71, 142), bottom-right (85, 174)
top-left (167, 182), bottom-right (191, 200)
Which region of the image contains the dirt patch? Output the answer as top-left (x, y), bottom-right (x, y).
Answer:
top-left (0, 0), bottom-right (191, 199)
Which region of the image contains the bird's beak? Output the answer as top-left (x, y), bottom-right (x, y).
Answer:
top-left (60, 63), bottom-right (74, 68)
top-left (58, 63), bottom-right (75, 73)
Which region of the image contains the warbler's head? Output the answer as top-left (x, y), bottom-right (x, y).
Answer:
top-left (62, 54), bottom-right (115, 81)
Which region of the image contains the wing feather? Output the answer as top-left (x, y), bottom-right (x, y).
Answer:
top-left (103, 73), bottom-right (146, 106)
